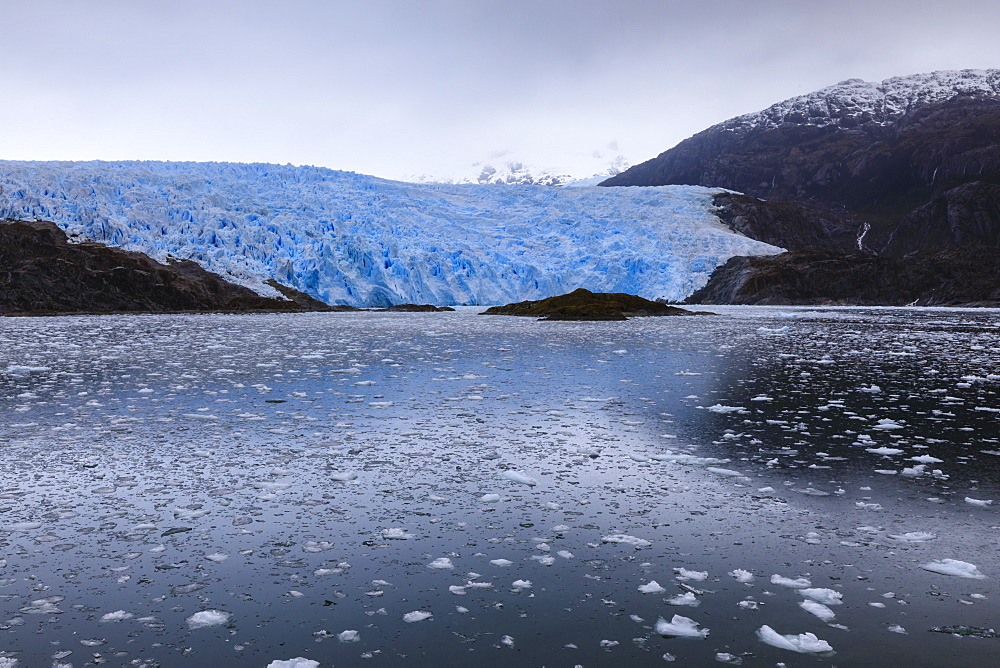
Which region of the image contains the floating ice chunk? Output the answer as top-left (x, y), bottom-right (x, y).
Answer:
top-left (480, 494), bottom-right (501, 503)
top-left (921, 559), bottom-right (986, 579)
top-left (265, 659), bottom-right (319, 668)
top-left (382, 528), bottom-right (415, 540)
top-left (706, 467), bottom-right (745, 478)
top-left (21, 596), bottom-right (63, 614)
top-left (302, 541), bottom-right (334, 553)
top-left (860, 385), bottom-right (882, 393)
top-left (799, 588), bottom-right (843, 605)
top-left (601, 534), bottom-right (651, 549)
top-left (756, 625), bottom-right (833, 654)
top-left (172, 508), bottom-right (210, 520)
top-left (403, 610), bottom-right (433, 623)
top-left (449, 585), bottom-right (467, 595)
top-left (910, 455), bottom-right (944, 464)
top-left (888, 531), bottom-right (937, 542)
top-left (629, 453), bottom-right (651, 462)
top-left (511, 579), bottom-right (532, 591)
top-left (186, 609), bottom-right (231, 629)
top-left (205, 552), bottom-right (229, 562)
top-left (730, 569), bottom-right (754, 583)
top-left (666, 592), bottom-right (700, 607)
top-left (888, 624), bottom-right (907, 634)
top-left (799, 599), bottom-right (836, 621)
top-left (427, 558), bottom-right (454, 570)
top-left (705, 404), bottom-right (747, 414)
top-left (655, 614), bottom-right (709, 638)
top-left (490, 559), bottom-right (514, 567)
top-left (965, 497), bottom-right (993, 508)
top-left (100, 610), bottom-right (133, 622)
top-left (675, 568), bottom-right (708, 581)
top-left (637, 580), bottom-right (666, 594)
top-left (557, 550), bottom-right (574, 559)
top-left (873, 419), bottom-right (904, 430)
top-left (866, 447), bottom-right (904, 455)
top-left (500, 470), bottom-right (538, 486)
top-left (530, 555), bottom-right (555, 566)
top-left (338, 629), bottom-right (360, 642)
top-left (329, 472), bottom-right (358, 481)
top-left (0, 522), bottom-right (42, 532)
top-left (757, 326), bottom-right (789, 334)
top-left (770, 574), bottom-right (811, 589)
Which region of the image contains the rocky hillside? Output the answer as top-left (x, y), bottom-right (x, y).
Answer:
top-left (0, 219), bottom-right (333, 314)
top-left (684, 247), bottom-right (1000, 307)
top-left (603, 70), bottom-right (1000, 256)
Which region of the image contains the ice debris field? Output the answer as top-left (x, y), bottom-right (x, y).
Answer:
top-left (0, 159), bottom-right (781, 307)
top-left (1, 305), bottom-right (999, 666)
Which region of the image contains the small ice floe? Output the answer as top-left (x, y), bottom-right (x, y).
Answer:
top-left (704, 404), bottom-right (747, 414)
top-left (186, 609), bottom-right (231, 629)
top-left (909, 455), bottom-right (944, 464)
top-left (530, 555), bottom-right (556, 566)
top-left (557, 550), bottom-right (574, 559)
top-left (666, 592), bottom-right (700, 607)
top-left (637, 580), bottom-right (666, 594)
top-left (629, 453), bottom-right (651, 462)
top-left (873, 419), bottom-right (904, 430)
top-left (729, 569), bottom-right (754, 583)
top-left (302, 541), bottom-right (333, 553)
top-left (866, 447), bottom-right (904, 455)
top-left (770, 574), bottom-right (811, 589)
top-left (205, 552), bottom-right (230, 562)
top-left (855, 502), bottom-right (883, 510)
top-left (757, 326), bottom-right (789, 335)
top-left (250, 482), bottom-right (292, 494)
top-left (799, 588), bottom-right (843, 605)
top-left (706, 467), bottom-right (745, 477)
top-left (675, 568), bottom-right (708, 581)
top-left (965, 497), bottom-right (993, 508)
top-left (737, 600), bottom-right (759, 610)
top-left (449, 585), bottom-right (467, 595)
top-left (929, 625), bottom-right (1000, 638)
top-left (888, 531), bottom-right (936, 542)
top-left (888, 624), bottom-right (907, 634)
top-left (403, 610), bottom-right (432, 623)
top-left (602, 534), bottom-right (651, 549)
top-left (0, 521), bottom-right (42, 533)
top-left (382, 528), bottom-right (415, 540)
top-left (751, 394), bottom-right (773, 401)
top-left (329, 471), bottom-right (358, 481)
top-left (655, 614), bottom-right (709, 638)
top-left (500, 470), bottom-right (538, 486)
top-left (21, 596), bottom-right (64, 614)
top-left (427, 557), bottom-right (454, 570)
top-left (490, 559), bottom-right (514, 567)
top-left (338, 629), bottom-right (360, 642)
top-left (859, 384), bottom-right (882, 393)
top-left (100, 610), bottom-right (133, 622)
top-left (265, 659), bottom-right (319, 668)
top-left (756, 625), bottom-right (833, 654)
top-left (511, 579), bottom-right (532, 591)
top-left (480, 493), bottom-right (502, 503)
top-left (921, 559), bottom-right (986, 579)
top-left (799, 599), bottom-right (836, 621)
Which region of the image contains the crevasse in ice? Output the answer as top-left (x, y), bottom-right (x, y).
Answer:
top-left (0, 160), bottom-right (782, 306)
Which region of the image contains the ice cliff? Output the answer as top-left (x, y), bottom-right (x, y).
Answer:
top-left (0, 160), bottom-right (782, 306)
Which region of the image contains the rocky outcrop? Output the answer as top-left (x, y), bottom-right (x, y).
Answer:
top-left (0, 219), bottom-right (334, 314)
top-left (604, 70), bottom-right (1000, 256)
top-left (482, 287), bottom-right (706, 320)
top-left (684, 247), bottom-right (1000, 306)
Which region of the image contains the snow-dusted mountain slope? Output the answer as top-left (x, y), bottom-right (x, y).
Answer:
top-left (0, 160), bottom-right (781, 307)
top-left (717, 69), bottom-right (1000, 135)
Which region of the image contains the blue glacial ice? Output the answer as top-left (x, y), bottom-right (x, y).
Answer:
top-left (0, 160), bottom-right (782, 306)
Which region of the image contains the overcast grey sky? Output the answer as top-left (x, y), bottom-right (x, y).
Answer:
top-left (3, 0), bottom-right (999, 180)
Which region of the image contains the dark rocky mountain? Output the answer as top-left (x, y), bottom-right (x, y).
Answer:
top-left (0, 219), bottom-right (339, 314)
top-left (685, 247), bottom-right (1000, 307)
top-left (603, 69), bottom-right (1000, 256)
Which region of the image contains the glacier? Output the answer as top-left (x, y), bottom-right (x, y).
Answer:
top-left (0, 160), bottom-right (782, 307)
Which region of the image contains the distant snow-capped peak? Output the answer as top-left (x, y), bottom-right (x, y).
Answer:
top-left (406, 143), bottom-right (630, 186)
top-left (722, 68), bottom-right (1000, 134)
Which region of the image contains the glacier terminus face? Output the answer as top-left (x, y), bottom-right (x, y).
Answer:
top-left (0, 160), bottom-right (782, 307)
